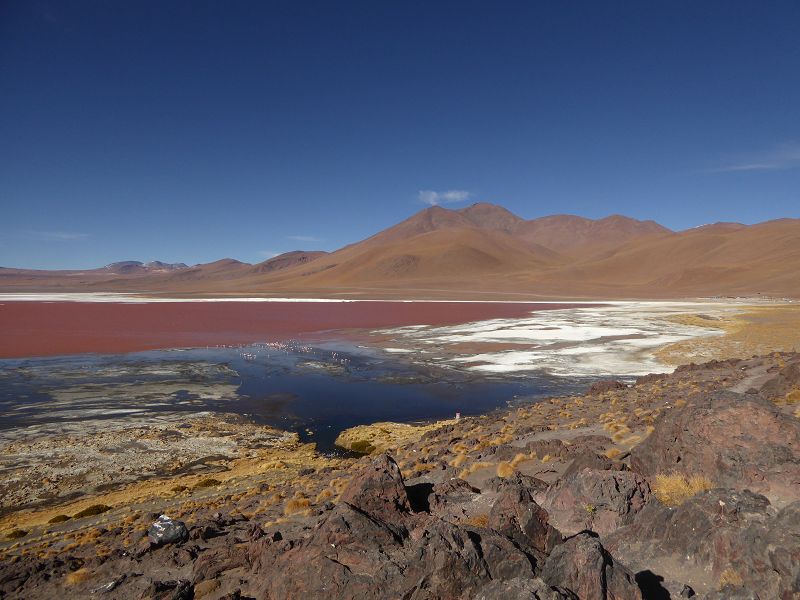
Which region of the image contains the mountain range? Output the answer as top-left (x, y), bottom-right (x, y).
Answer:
top-left (2, 203), bottom-right (799, 299)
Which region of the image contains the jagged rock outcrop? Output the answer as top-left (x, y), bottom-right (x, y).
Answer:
top-left (540, 533), bottom-right (642, 600)
top-left (251, 454), bottom-right (642, 600)
top-left (487, 481), bottom-right (562, 556)
top-left (540, 469), bottom-right (650, 536)
top-left (630, 391), bottom-right (800, 505)
top-left (605, 489), bottom-right (800, 598)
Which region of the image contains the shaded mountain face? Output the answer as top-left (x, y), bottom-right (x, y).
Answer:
top-left (1, 204), bottom-right (799, 298)
top-left (105, 261), bottom-right (189, 275)
top-left (250, 251), bottom-right (328, 275)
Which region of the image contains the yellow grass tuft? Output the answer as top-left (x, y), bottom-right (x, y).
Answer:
top-left (284, 497), bottom-right (311, 516)
top-left (652, 473), bottom-right (713, 506)
top-left (718, 568), bottom-right (744, 589)
top-left (450, 453), bottom-right (468, 468)
top-left (315, 488), bottom-right (334, 503)
top-left (604, 448), bottom-right (622, 459)
top-left (621, 434), bottom-right (642, 446)
top-left (463, 513), bottom-right (489, 528)
top-left (66, 568), bottom-right (92, 586)
top-left (411, 461), bottom-right (436, 474)
top-left (457, 461), bottom-right (493, 480)
top-left (540, 454), bottom-right (552, 463)
top-left (510, 452), bottom-right (529, 468)
top-left (782, 389), bottom-right (800, 405)
top-left (496, 461), bottom-right (516, 478)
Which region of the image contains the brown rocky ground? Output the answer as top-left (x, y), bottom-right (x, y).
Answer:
top-left (1, 352), bottom-right (799, 599)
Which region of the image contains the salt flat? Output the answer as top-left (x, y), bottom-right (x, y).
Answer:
top-left (375, 300), bottom-right (754, 377)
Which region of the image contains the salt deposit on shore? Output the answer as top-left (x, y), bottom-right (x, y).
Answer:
top-left (376, 301), bottom-right (748, 377)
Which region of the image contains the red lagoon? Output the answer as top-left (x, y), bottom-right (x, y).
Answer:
top-left (0, 300), bottom-right (597, 359)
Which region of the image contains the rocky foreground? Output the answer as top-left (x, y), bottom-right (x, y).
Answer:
top-left (1, 353), bottom-right (799, 599)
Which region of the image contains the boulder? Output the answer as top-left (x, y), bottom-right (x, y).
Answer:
top-left (758, 359), bottom-right (800, 401)
top-left (257, 502), bottom-right (536, 599)
top-left (476, 577), bottom-right (578, 600)
top-left (487, 482), bottom-right (562, 556)
top-left (482, 472), bottom-right (549, 495)
top-left (427, 478), bottom-right (480, 520)
top-left (540, 533), bottom-right (642, 600)
top-left (605, 489), bottom-right (800, 598)
top-left (540, 469), bottom-right (650, 536)
top-left (630, 391), bottom-right (800, 505)
top-left (562, 451), bottom-right (615, 479)
top-left (147, 515), bottom-right (189, 546)
top-left (338, 454), bottom-right (411, 520)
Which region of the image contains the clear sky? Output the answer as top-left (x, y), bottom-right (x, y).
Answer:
top-left (2, 1), bottom-right (799, 269)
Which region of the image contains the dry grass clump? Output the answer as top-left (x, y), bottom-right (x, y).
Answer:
top-left (193, 478), bottom-right (222, 489)
top-left (718, 568), bottom-right (744, 589)
top-left (450, 453), bottom-right (468, 468)
top-left (457, 461), bottom-right (493, 480)
top-left (65, 568), bottom-right (92, 585)
top-left (73, 504), bottom-right (111, 519)
top-left (496, 461), bottom-right (516, 478)
top-left (604, 448), bottom-right (622, 459)
top-left (48, 514), bottom-right (71, 524)
top-left (6, 529), bottom-right (27, 540)
top-left (463, 513), bottom-right (489, 528)
top-left (315, 488), bottom-right (334, 503)
top-left (411, 461), bottom-right (436, 474)
top-left (777, 389), bottom-right (800, 406)
top-left (284, 497), bottom-right (311, 516)
top-left (652, 473), bottom-right (713, 506)
top-left (349, 439), bottom-right (376, 454)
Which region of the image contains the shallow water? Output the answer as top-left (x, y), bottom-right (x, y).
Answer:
top-left (0, 340), bottom-right (595, 452)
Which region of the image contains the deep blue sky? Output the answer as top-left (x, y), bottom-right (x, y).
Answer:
top-left (2, 1), bottom-right (799, 269)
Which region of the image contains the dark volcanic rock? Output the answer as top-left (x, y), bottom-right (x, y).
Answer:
top-left (427, 477), bottom-right (480, 520)
top-left (258, 502), bottom-right (534, 599)
top-left (338, 453), bottom-right (411, 520)
top-left (540, 533), bottom-right (642, 600)
top-left (541, 469), bottom-right (650, 536)
top-left (605, 489), bottom-right (800, 598)
top-left (630, 391), bottom-right (800, 505)
top-left (249, 453), bottom-right (649, 600)
top-left (758, 360), bottom-right (800, 401)
top-left (562, 451), bottom-right (614, 479)
top-left (587, 380), bottom-right (628, 395)
top-left (487, 481), bottom-right (563, 556)
top-left (476, 577), bottom-right (578, 599)
top-left (482, 472), bottom-right (549, 495)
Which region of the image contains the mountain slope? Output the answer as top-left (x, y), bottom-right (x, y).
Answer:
top-left (1, 205), bottom-right (798, 298)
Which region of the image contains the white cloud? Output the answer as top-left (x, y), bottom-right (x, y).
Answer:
top-left (258, 250), bottom-right (282, 259)
top-left (418, 189), bottom-right (472, 206)
top-left (709, 142), bottom-right (800, 173)
top-left (286, 235), bottom-right (323, 242)
top-left (24, 231), bottom-right (89, 242)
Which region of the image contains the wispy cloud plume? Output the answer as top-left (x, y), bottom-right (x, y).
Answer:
top-left (286, 235), bottom-right (323, 243)
top-left (708, 142), bottom-right (800, 173)
top-left (418, 189), bottom-right (472, 206)
top-left (258, 250), bottom-right (282, 259)
top-left (24, 230), bottom-right (89, 242)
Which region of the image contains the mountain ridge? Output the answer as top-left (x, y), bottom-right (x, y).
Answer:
top-left (2, 204), bottom-right (799, 298)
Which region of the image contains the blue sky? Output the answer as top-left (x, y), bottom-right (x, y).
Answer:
top-left (1, 1), bottom-right (799, 269)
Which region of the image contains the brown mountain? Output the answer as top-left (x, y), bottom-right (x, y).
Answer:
top-left (249, 251), bottom-right (328, 275)
top-left (2, 204), bottom-right (798, 298)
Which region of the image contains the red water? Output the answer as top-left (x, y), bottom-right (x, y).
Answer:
top-left (0, 301), bottom-right (594, 358)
